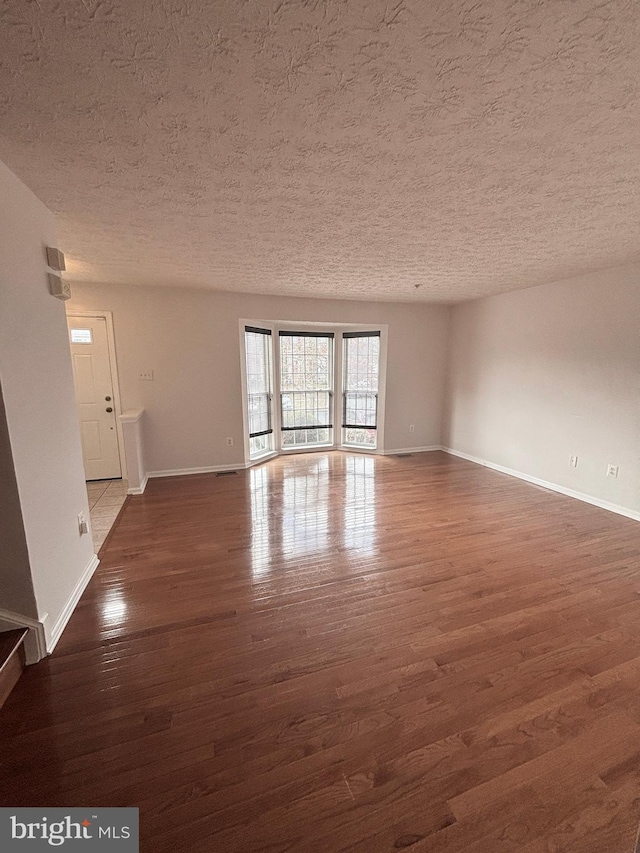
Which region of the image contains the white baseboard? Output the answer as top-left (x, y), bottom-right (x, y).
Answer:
top-left (442, 447), bottom-right (640, 523)
top-left (383, 446), bottom-right (443, 456)
top-left (46, 554), bottom-right (100, 654)
top-left (127, 474), bottom-right (148, 495)
top-left (0, 607), bottom-right (48, 664)
top-left (147, 463), bottom-right (247, 478)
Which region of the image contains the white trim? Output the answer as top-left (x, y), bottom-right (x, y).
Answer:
top-left (279, 443), bottom-right (335, 456)
top-left (383, 446), bottom-right (443, 455)
top-left (147, 463), bottom-right (247, 478)
top-left (333, 331), bottom-right (343, 450)
top-left (119, 408), bottom-right (147, 493)
top-left (128, 475), bottom-right (148, 495)
top-left (120, 407), bottom-right (144, 423)
top-left (374, 326), bottom-right (388, 454)
top-left (46, 554), bottom-right (100, 654)
top-left (442, 447), bottom-right (640, 523)
top-left (0, 608), bottom-right (48, 664)
top-left (245, 451), bottom-right (278, 468)
top-left (238, 320), bottom-right (278, 466)
top-left (339, 445), bottom-right (383, 456)
top-left (66, 309), bottom-right (127, 481)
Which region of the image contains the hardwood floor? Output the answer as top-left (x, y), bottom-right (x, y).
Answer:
top-left (2, 450), bottom-right (640, 852)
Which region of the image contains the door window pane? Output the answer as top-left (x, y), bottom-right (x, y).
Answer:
top-left (70, 328), bottom-right (93, 344)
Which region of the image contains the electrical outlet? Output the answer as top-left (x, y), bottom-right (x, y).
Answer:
top-left (226, 437), bottom-right (234, 446)
top-left (77, 512), bottom-right (88, 536)
top-left (607, 464), bottom-right (619, 478)
top-left (409, 424), bottom-right (415, 433)
top-left (139, 370), bottom-right (154, 381)
top-left (569, 455), bottom-right (578, 468)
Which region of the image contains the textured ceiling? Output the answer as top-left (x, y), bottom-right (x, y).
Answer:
top-left (1, 0), bottom-right (639, 303)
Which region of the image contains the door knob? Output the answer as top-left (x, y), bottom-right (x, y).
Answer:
top-left (106, 407), bottom-right (113, 413)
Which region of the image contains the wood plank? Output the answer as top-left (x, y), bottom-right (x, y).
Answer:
top-left (1, 451), bottom-right (640, 852)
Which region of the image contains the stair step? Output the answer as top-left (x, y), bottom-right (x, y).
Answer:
top-left (0, 628), bottom-right (28, 710)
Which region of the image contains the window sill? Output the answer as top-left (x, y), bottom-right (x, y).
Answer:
top-left (248, 450), bottom-right (278, 465)
top-left (280, 443), bottom-right (334, 454)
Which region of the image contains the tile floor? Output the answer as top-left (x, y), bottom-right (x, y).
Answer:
top-left (86, 479), bottom-right (128, 553)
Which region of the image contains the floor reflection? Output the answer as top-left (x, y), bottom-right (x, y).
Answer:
top-left (249, 453), bottom-right (380, 576)
top-left (249, 465), bottom-right (272, 575)
top-left (344, 455), bottom-right (377, 554)
top-left (100, 588), bottom-right (128, 625)
top-left (281, 455), bottom-right (329, 557)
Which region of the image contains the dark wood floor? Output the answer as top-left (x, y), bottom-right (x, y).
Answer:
top-left (2, 451), bottom-right (640, 852)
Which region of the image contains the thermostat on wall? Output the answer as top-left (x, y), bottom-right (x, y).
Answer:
top-left (48, 273), bottom-right (71, 301)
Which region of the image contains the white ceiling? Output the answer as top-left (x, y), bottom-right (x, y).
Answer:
top-left (1, 0), bottom-right (639, 303)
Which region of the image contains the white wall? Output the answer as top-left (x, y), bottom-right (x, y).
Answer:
top-left (68, 284), bottom-right (450, 472)
top-left (0, 161), bottom-right (95, 649)
top-left (444, 264), bottom-right (640, 517)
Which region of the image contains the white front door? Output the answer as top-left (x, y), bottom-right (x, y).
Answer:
top-left (67, 316), bottom-right (122, 480)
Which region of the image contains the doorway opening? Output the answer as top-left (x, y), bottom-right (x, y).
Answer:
top-left (67, 313), bottom-right (123, 480)
top-left (67, 311), bottom-right (127, 552)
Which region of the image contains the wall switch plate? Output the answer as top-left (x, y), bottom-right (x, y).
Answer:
top-left (226, 437), bottom-right (234, 446)
top-left (409, 424), bottom-right (415, 433)
top-left (570, 455), bottom-right (578, 468)
top-left (139, 370), bottom-right (154, 381)
top-left (78, 512), bottom-right (88, 535)
top-left (607, 464), bottom-right (619, 478)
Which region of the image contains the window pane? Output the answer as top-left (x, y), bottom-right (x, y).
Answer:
top-left (247, 393), bottom-right (270, 435)
top-left (250, 434), bottom-right (270, 456)
top-left (344, 335), bottom-right (380, 393)
top-left (280, 335), bottom-right (332, 391)
top-left (244, 329), bottom-right (273, 458)
top-left (281, 391), bottom-right (331, 430)
top-left (343, 334), bottom-right (380, 448)
top-left (344, 392), bottom-right (377, 427)
top-left (345, 427), bottom-right (377, 446)
top-left (280, 334), bottom-right (333, 447)
top-left (70, 328), bottom-right (92, 344)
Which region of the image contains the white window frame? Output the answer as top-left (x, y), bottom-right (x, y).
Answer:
top-left (278, 328), bottom-right (335, 452)
top-left (239, 322), bottom-right (278, 465)
top-left (244, 326), bottom-right (276, 460)
top-left (239, 320), bottom-right (388, 467)
top-left (341, 331), bottom-right (383, 451)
